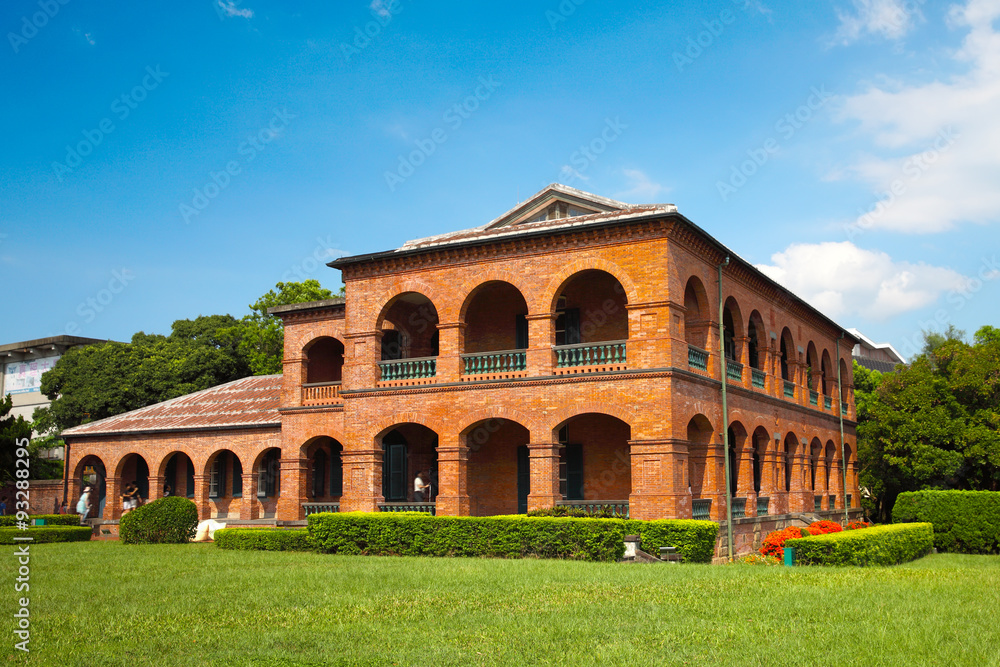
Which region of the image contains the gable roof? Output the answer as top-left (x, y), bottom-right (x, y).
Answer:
top-left (483, 183), bottom-right (633, 229)
top-left (61, 375), bottom-right (282, 438)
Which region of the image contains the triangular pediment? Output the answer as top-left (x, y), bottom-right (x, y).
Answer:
top-left (484, 183), bottom-right (631, 230)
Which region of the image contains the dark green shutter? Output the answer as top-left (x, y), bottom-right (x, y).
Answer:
top-left (565, 444), bottom-right (584, 500)
top-left (565, 308), bottom-right (581, 345)
top-left (232, 455), bottom-right (243, 498)
top-left (330, 448), bottom-right (343, 496)
top-left (515, 314), bottom-right (528, 349)
top-left (517, 445), bottom-right (530, 514)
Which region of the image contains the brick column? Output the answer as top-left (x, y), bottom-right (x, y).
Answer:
top-left (147, 476), bottom-right (164, 502)
top-left (276, 457), bottom-right (309, 521)
top-left (526, 442), bottom-right (560, 511)
top-left (343, 331), bottom-right (381, 389)
top-left (436, 433), bottom-right (470, 517)
top-left (704, 440), bottom-right (728, 521)
top-left (340, 449), bottom-right (382, 512)
top-left (737, 335), bottom-right (751, 388)
top-left (436, 321), bottom-right (463, 383)
top-left (760, 440), bottom-right (779, 514)
top-left (192, 475), bottom-right (210, 521)
top-left (736, 446), bottom-right (754, 515)
top-left (281, 355), bottom-right (306, 408)
top-left (241, 473), bottom-right (259, 520)
top-left (107, 477), bottom-right (122, 520)
top-left (628, 439), bottom-right (688, 520)
top-left (525, 314), bottom-right (555, 376)
top-left (788, 450), bottom-right (810, 513)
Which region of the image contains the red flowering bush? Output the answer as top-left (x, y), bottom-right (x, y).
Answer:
top-left (845, 521), bottom-right (871, 531)
top-left (808, 520), bottom-right (844, 535)
top-left (760, 526), bottom-right (811, 557)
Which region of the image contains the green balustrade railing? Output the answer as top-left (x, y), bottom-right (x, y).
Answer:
top-left (692, 498), bottom-right (712, 520)
top-left (554, 340), bottom-right (626, 368)
top-left (378, 502), bottom-right (436, 516)
top-left (726, 360), bottom-right (743, 382)
top-left (783, 380), bottom-right (795, 398)
top-left (756, 496), bottom-right (770, 516)
top-left (302, 502), bottom-right (340, 515)
top-left (461, 349), bottom-right (526, 375)
top-left (810, 390), bottom-right (818, 406)
top-left (378, 356), bottom-right (437, 381)
top-left (555, 500), bottom-right (629, 518)
top-left (731, 497), bottom-right (747, 519)
top-left (751, 368), bottom-right (766, 389)
top-left (688, 345), bottom-right (708, 371)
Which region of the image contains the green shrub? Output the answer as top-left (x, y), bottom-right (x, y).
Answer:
top-left (785, 523), bottom-right (933, 566)
top-left (119, 496), bottom-right (198, 545)
top-left (0, 526), bottom-right (93, 544)
top-left (214, 528), bottom-right (315, 551)
top-left (626, 519), bottom-right (719, 563)
top-left (0, 514), bottom-right (81, 527)
top-left (307, 513), bottom-right (718, 563)
top-left (892, 490), bottom-right (1000, 554)
top-left (527, 505), bottom-right (626, 519)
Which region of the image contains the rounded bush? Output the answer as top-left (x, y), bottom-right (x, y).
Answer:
top-left (119, 496), bottom-right (199, 545)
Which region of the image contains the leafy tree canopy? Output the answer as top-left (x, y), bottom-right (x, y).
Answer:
top-left (34, 280), bottom-right (339, 435)
top-left (229, 279), bottom-right (337, 375)
top-left (859, 325), bottom-right (1000, 521)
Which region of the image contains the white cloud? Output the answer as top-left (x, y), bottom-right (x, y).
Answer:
top-left (834, 0), bottom-right (1000, 233)
top-left (833, 0), bottom-right (919, 44)
top-left (370, 0), bottom-right (392, 18)
top-left (756, 241), bottom-right (969, 321)
top-left (218, 1), bottom-right (254, 19)
top-left (614, 169), bottom-right (667, 202)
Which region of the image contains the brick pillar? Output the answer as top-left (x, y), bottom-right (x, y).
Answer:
top-left (192, 475), bottom-right (210, 521)
top-left (239, 473), bottom-right (258, 520)
top-left (705, 320), bottom-right (721, 378)
top-left (276, 457), bottom-right (308, 521)
top-left (665, 301), bottom-right (689, 368)
top-left (107, 477), bottom-right (122, 520)
top-left (147, 476), bottom-right (164, 502)
top-left (69, 477), bottom-right (83, 517)
top-left (436, 321), bottom-right (463, 383)
top-left (705, 440), bottom-right (728, 521)
top-left (343, 331), bottom-right (381, 389)
top-left (281, 355), bottom-right (306, 408)
top-left (737, 335), bottom-right (751, 388)
top-left (525, 314), bottom-right (555, 376)
top-left (436, 433), bottom-right (469, 517)
top-left (340, 449), bottom-right (381, 512)
top-left (736, 446), bottom-right (754, 515)
top-left (788, 450), bottom-right (810, 513)
top-left (526, 442), bottom-right (560, 511)
top-left (760, 440), bottom-right (779, 514)
top-left (629, 439), bottom-right (688, 520)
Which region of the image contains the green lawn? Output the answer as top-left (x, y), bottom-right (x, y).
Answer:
top-left (4, 542), bottom-right (999, 666)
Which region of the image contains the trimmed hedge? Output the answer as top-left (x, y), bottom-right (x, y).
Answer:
top-left (785, 523), bottom-right (933, 566)
top-left (892, 490), bottom-right (1000, 554)
top-left (0, 526), bottom-right (93, 544)
top-left (628, 519), bottom-right (719, 563)
top-left (0, 514), bottom-right (81, 527)
top-left (214, 528), bottom-right (315, 552)
top-left (307, 513), bottom-right (719, 563)
top-left (119, 496), bottom-right (199, 545)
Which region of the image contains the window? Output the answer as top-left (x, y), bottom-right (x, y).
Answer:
top-left (313, 450), bottom-right (327, 498)
top-left (232, 455), bottom-right (243, 498)
top-left (209, 457), bottom-right (222, 498)
top-left (330, 448), bottom-right (343, 496)
top-left (560, 444), bottom-right (584, 501)
top-left (515, 314), bottom-right (528, 349)
top-left (555, 308), bottom-right (580, 346)
top-left (382, 431), bottom-right (408, 502)
top-left (258, 451), bottom-right (279, 498)
top-left (381, 331), bottom-right (402, 360)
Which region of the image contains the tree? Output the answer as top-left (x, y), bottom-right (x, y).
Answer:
top-left (232, 280), bottom-right (337, 375)
top-left (0, 394), bottom-right (60, 485)
top-left (858, 326), bottom-right (1000, 520)
top-left (37, 315), bottom-right (252, 433)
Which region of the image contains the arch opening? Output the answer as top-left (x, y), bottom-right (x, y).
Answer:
top-left (552, 270), bottom-right (628, 346)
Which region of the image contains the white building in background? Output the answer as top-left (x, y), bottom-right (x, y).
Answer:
top-left (0, 335), bottom-right (108, 459)
top-left (847, 328), bottom-right (906, 374)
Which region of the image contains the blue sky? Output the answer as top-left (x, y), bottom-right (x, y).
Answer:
top-left (2, 0), bottom-right (998, 361)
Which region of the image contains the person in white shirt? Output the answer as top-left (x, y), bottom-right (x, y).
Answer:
top-left (414, 472), bottom-right (429, 502)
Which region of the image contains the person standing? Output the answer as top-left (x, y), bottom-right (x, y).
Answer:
top-left (413, 471), bottom-right (428, 502)
top-left (76, 487), bottom-right (92, 523)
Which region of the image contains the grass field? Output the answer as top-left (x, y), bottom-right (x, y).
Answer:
top-left (3, 542), bottom-right (999, 666)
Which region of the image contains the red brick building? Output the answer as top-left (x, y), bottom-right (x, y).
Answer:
top-left (62, 184), bottom-right (861, 539)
